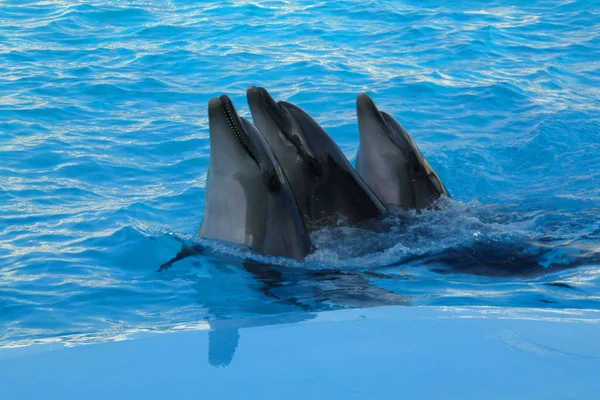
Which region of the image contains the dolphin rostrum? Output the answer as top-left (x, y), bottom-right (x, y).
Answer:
top-left (356, 93), bottom-right (449, 211)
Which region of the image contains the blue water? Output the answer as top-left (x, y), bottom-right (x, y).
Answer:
top-left (1, 0), bottom-right (599, 347)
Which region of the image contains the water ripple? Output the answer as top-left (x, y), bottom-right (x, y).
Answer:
top-left (0, 0), bottom-right (599, 347)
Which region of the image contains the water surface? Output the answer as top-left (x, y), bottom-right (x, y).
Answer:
top-left (1, 0), bottom-right (599, 347)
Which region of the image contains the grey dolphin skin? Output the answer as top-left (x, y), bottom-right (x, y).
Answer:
top-left (198, 95), bottom-right (312, 260)
top-left (356, 93), bottom-right (449, 211)
top-left (247, 86), bottom-right (387, 230)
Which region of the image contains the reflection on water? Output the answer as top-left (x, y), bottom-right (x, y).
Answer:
top-left (206, 313), bottom-right (318, 368)
top-left (208, 329), bottom-right (239, 368)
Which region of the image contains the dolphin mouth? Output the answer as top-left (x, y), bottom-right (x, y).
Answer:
top-left (247, 86), bottom-right (291, 138)
top-left (357, 93), bottom-right (393, 140)
top-left (217, 94), bottom-right (257, 163)
top-left (357, 93), bottom-right (379, 115)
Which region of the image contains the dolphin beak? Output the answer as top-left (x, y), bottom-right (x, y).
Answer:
top-left (356, 93), bottom-right (379, 114)
top-left (216, 94), bottom-right (244, 137)
top-left (247, 86), bottom-right (290, 134)
top-left (208, 96), bottom-right (224, 118)
top-left (247, 86), bottom-right (276, 109)
top-left (209, 94), bottom-right (256, 163)
top-left (357, 93), bottom-right (390, 135)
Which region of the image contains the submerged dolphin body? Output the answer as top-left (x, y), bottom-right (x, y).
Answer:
top-left (247, 86), bottom-right (387, 230)
top-left (356, 93), bottom-right (449, 211)
top-left (199, 95), bottom-right (312, 260)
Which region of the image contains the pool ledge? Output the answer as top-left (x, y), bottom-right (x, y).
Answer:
top-left (2, 305), bottom-right (599, 399)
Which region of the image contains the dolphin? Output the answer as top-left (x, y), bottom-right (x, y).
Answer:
top-left (198, 95), bottom-right (312, 260)
top-left (247, 86), bottom-right (387, 230)
top-left (355, 93), bottom-right (449, 211)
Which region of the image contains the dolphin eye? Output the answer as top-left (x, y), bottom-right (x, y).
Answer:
top-left (268, 174), bottom-right (281, 192)
top-left (308, 158), bottom-right (323, 181)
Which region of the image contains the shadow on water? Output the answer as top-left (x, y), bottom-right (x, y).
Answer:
top-left (401, 239), bottom-right (599, 278)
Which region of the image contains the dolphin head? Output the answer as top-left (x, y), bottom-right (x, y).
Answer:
top-left (207, 94), bottom-right (293, 193)
top-left (246, 87), bottom-right (318, 175)
top-left (247, 87), bottom-right (320, 219)
top-left (248, 87), bottom-right (386, 227)
top-left (200, 95), bottom-right (311, 260)
top-left (356, 93), bottom-right (448, 211)
top-left (248, 87), bottom-right (321, 159)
